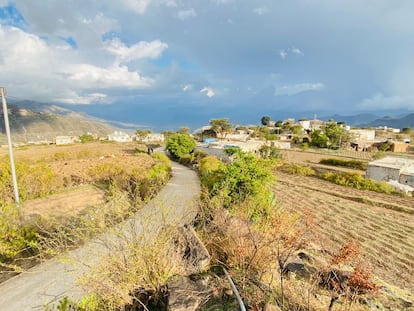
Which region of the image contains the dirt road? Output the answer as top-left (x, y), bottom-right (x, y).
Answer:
top-left (0, 160), bottom-right (200, 311)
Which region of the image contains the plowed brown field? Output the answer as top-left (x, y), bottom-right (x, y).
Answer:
top-left (272, 170), bottom-right (414, 293)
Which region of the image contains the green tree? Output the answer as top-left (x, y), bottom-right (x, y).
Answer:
top-left (165, 133), bottom-right (196, 159)
top-left (311, 130), bottom-right (328, 148)
top-left (290, 125), bottom-right (303, 135)
top-left (178, 127), bottom-right (190, 135)
top-left (136, 129), bottom-right (152, 141)
top-left (80, 134), bottom-right (95, 143)
top-left (325, 122), bottom-right (347, 149)
top-left (261, 116), bottom-right (271, 126)
top-left (209, 118), bottom-right (233, 138)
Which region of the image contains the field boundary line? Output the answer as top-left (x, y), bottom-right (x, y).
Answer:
top-left (276, 178), bottom-right (413, 215)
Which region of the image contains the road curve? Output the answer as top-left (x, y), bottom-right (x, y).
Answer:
top-left (0, 160), bottom-right (200, 311)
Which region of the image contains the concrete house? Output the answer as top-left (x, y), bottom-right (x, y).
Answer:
top-left (366, 156), bottom-right (414, 187)
top-left (140, 133), bottom-right (165, 143)
top-left (107, 131), bottom-right (132, 143)
top-left (55, 136), bottom-right (77, 145)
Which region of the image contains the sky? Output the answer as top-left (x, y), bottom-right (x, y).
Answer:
top-left (0, 0), bottom-right (414, 130)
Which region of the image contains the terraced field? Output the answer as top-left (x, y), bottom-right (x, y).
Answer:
top-left (272, 171), bottom-right (414, 293)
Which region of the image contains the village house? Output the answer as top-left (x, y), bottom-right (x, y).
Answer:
top-left (55, 136), bottom-right (77, 145)
top-left (107, 131), bottom-right (132, 143)
top-left (139, 133), bottom-right (165, 143)
top-left (366, 156), bottom-right (414, 187)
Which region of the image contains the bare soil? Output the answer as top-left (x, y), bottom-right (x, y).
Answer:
top-left (274, 150), bottom-right (414, 296)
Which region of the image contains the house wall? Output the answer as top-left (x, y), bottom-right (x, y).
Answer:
top-left (349, 129), bottom-right (376, 141)
top-left (269, 141), bottom-right (291, 149)
top-left (142, 134), bottom-right (165, 143)
top-left (391, 142), bottom-right (409, 153)
top-left (55, 136), bottom-right (75, 145)
top-left (366, 165), bottom-right (400, 182)
top-left (399, 173), bottom-right (414, 187)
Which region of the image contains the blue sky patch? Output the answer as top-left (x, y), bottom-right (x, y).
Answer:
top-left (0, 4), bottom-right (27, 29)
top-left (61, 36), bottom-right (77, 49)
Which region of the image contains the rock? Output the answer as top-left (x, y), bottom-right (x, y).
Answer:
top-left (297, 251), bottom-right (313, 263)
top-left (263, 303), bottom-right (282, 311)
top-left (176, 226), bottom-right (211, 275)
top-left (284, 262), bottom-right (305, 273)
top-left (168, 276), bottom-right (213, 311)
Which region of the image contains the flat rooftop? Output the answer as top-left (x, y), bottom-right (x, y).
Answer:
top-left (368, 156), bottom-right (414, 170)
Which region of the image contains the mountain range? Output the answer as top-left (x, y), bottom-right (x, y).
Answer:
top-left (1, 100), bottom-right (413, 144)
top-left (1, 101), bottom-right (115, 144)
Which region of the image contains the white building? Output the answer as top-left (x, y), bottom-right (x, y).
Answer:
top-left (298, 120), bottom-right (311, 130)
top-left (349, 129), bottom-right (376, 141)
top-left (107, 131), bottom-right (132, 143)
top-left (55, 136), bottom-right (77, 145)
top-left (140, 133), bottom-right (165, 143)
top-left (366, 156), bottom-right (414, 187)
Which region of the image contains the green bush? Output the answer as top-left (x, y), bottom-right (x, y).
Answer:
top-left (319, 158), bottom-right (367, 170)
top-left (199, 156), bottom-right (222, 189)
top-left (0, 159), bottom-right (63, 203)
top-left (0, 204), bottom-right (38, 262)
top-left (207, 152), bottom-right (275, 212)
top-left (321, 172), bottom-right (394, 194)
top-left (283, 163), bottom-right (316, 176)
top-left (165, 133), bottom-right (196, 160)
top-left (258, 145), bottom-right (281, 160)
top-left (178, 153), bottom-right (193, 165)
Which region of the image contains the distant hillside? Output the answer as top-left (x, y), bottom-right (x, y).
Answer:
top-left (363, 113), bottom-right (414, 129)
top-left (321, 113), bottom-right (380, 126)
top-left (0, 103), bottom-right (115, 143)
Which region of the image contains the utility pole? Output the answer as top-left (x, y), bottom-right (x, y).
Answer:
top-left (1, 87), bottom-right (20, 209)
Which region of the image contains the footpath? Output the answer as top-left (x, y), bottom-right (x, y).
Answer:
top-left (0, 160), bottom-right (200, 311)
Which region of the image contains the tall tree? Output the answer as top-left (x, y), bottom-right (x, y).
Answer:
top-left (209, 118), bottom-right (233, 139)
top-left (261, 116), bottom-right (271, 126)
top-left (325, 122), bottom-right (348, 149)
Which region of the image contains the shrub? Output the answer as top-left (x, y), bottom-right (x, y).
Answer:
top-left (283, 163), bottom-right (316, 176)
top-left (321, 172), bottom-right (394, 194)
top-left (165, 133), bottom-right (196, 159)
top-left (259, 145), bottom-right (281, 160)
top-left (178, 153), bottom-right (193, 165)
top-left (372, 151), bottom-right (386, 160)
top-left (0, 159), bottom-right (63, 203)
top-left (319, 158), bottom-right (367, 170)
top-left (0, 203), bottom-right (38, 262)
top-left (209, 152), bottom-right (274, 207)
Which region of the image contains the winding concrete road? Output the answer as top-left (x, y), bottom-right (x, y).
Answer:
top-left (0, 160), bottom-right (200, 311)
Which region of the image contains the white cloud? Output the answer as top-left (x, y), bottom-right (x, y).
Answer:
top-left (162, 0), bottom-right (177, 7)
top-left (0, 25), bottom-right (154, 104)
top-left (279, 46), bottom-right (304, 59)
top-left (291, 46), bottom-right (304, 56)
top-left (182, 84), bottom-right (192, 91)
top-left (275, 83), bottom-right (325, 96)
top-left (121, 0), bottom-right (152, 14)
top-left (360, 93), bottom-right (414, 110)
top-left (177, 8), bottom-right (197, 20)
top-left (200, 87), bottom-right (215, 97)
top-left (279, 50), bottom-right (287, 59)
top-left (65, 64), bottom-right (153, 89)
top-left (54, 92), bottom-right (108, 105)
top-left (210, 0), bottom-right (234, 4)
top-left (104, 38), bottom-right (168, 63)
top-left (253, 7), bottom-right (269, 15)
